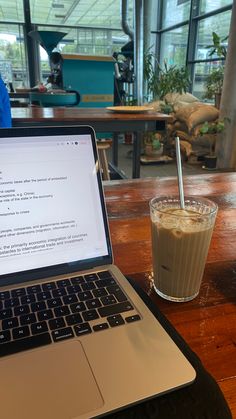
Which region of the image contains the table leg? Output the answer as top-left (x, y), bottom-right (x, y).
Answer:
top-left (112, 133), bottom-right (119, 166)
top-left (132, 132), bottom-right (142, 179)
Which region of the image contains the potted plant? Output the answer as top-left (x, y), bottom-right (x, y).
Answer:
top-left (143, 51), bottom-right (190, 157)
top-left (199, 119), bottom-right (225, 169)
top-left (143, 132), bottom-right (163, 156)
top-left (144, 51), bottom-right (191, 101)
top-left (204, 32), bottom-right (228, 109)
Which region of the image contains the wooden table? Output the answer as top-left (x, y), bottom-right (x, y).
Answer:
top-left (104, 172), bottom-right (236, 417)
top-left (11, 107), bottom-right (172, 178)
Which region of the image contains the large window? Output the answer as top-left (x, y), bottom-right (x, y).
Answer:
top-left (0, 1), bottom-right (26, 88)
top-left (157, 0), bottom-right (232, 99)
top-left (200, 0), bottom-right (232, 14)
top-left (160, 25), bottom-right (189, 67)
top-left (0, 24), bottom-right (27, 88)
top-left (196, 11), bottom-right (231, 60)
top-left (0, 0), bottom-right (132, 89)
top-left (162, 0), bottom-right (191, 29)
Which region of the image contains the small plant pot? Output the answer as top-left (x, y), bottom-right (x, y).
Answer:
top-left (144, 144), bottom-right (163, 157)
top-left (204, 155), bottom-right (217, 170)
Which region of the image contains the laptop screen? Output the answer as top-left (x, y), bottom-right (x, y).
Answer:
top-left (0, 126), bottom-right (112, 284)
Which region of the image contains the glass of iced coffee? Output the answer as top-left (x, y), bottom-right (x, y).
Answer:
top-left (150, 196), bottom-right (218, 302)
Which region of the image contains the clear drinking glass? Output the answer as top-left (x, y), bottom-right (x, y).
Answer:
top-left (149, 196), bottom-right (218, 302)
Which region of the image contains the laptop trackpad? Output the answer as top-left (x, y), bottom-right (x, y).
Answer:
top-left (0, 340), bottom-right (104, 419)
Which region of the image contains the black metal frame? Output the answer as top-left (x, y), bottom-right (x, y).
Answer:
top-left (151, 0), bottom-right (233, 93)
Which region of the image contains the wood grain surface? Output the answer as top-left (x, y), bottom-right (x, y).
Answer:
top-left (104, 172), bottom-right (236, 417)
top-left (11, 106), bottom-right (172, 123)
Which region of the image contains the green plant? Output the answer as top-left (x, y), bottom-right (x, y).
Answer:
top-left (204, 66), bottom-right (224, 99)
top-left (204, 32), bottom-right (228, 102)
top-left (199, 119), bottom-right (226, 155)
top-left (207, 32), bottom-right (228, 59)
top-left (199, 119), bottom-right (225, 136)
top-left (144, 50), bottom-right (191, 100)
top-left (144, 132), bottom-right (161, 149)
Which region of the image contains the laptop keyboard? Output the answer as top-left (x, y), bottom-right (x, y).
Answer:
top-left (0, 270), bottom-right (141, 357)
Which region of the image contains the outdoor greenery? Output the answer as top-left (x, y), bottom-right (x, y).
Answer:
top-left (204, 32), bottom-right (228, 100)
top-left (144, 50), bottom-right (191, 100)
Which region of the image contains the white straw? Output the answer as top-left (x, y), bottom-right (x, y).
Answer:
top-left (175, 136), bottom-right (185, 209)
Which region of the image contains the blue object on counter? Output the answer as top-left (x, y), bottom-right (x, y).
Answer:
top-left (0, 76), bottom-right (12, 127)
top-left (29, 90), bottom-right (80, 107)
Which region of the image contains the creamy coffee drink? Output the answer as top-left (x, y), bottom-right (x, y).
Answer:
top-left (150, 197), bottom-right (217, 302)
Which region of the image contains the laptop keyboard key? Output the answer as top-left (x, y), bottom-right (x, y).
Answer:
top-left (36, 291), bottom-right (52, 301)
top-left (125, 315), bottom-right (141, 323)
top-left (0, 330), bottom-right (11, 344)
top-left (100, 295), bottom-right (117, 306)
top-left (67, 285), bottom-right (82, 294)
top-left (78, 291), bottom-right (93, 301)
top-left (74, 322), bottom-right (92, 336)
top-left (95, 278), bottom-right (116, 288)
top-left (63, 294), bottom-right (78, 305)
top-left (20, 313), bottom-right (37, 325)
top-left (56, 279), bottom-right (71, 288)
top-left (0, 291), bottom-right (10, 300)
top-left (0, 308), bottom-right (13, 319)
top-left (0, 333), bottom-right (52, 357)
top-left (11, 288), bottom-right (26, 298)
top-left (71, 276), bottom-right (85, 285)
top-left (47, 298), bottom-right (63, 308)
top-left (97, 271), bottom-right (111, 279)
top-left (92, 288), bottom-right (108, 298)
top-left (38, 309), bottom-right (53, 321)
top-left (14, 305), bottom-right (30, 316)
top-left (12, 325), bottom-right (30, 340)
top-left (2, 317), bottom-right (19, 330)
top-left (66, 313), bottom-right (83, 326)
top-left (81, 282), bottom-right (96, 291)
top-left (49, 317), bottom-right (66, 331)
top-left (42, 282), bottom-right (57, 291)
top-left (70, 302), bottom-right (86, 313)
top-left (93, 323), bottom-right (109, 332)
top-left (106, 285), bottom-right (128, 302)
top-left (31, 321), bottom-right (48, 335)
top-left (107, 314), bottom-right (125, 327)
top-left (54, 306), bottom-right (70, 317)
top-left (84, 273), bottom-right (98, 282)
top-left (98, 301), bottom-right (134, 318)
top-left (4, 298), bottom-right (20, 308)
top-left (52, 288), bottom-right (67, 298)
top-left (82, 309), bottom-right (99, 322)
top-left (86, 299), bottom-right (101, 309)
top-left (21, 294), bottom-right (36, 305)
top-left (26, 285), bottom-right (42, 294)
top-left (52, 327), bottom-right (74, 342)
top-left (31, 301), bottom-right (47, 312)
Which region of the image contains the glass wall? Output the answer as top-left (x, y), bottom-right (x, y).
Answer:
top-left (0, 1), bottom-right (27, 89)
top-left (0, 0), bottom-right (131, 89)
top-left (196, 11), bottom-right (231, 60)
top-left (161, 0), bottom-right (191, 29)
top-left (158, 0), bottom-right (232, 99)
top-left (0, 24), bottom-right (27, 88)
top-left (200, 0), bottom-right (232, 14)
top-left (160, 25), bottom-right (189, 67)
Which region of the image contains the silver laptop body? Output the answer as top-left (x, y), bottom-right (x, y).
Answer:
top-left (0, 126), bottom-right (195, 419)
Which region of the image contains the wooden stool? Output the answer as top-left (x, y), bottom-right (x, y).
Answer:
top-left (97, 140), bottom-right (112, 181)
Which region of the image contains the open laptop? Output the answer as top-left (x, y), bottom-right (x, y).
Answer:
top-left (0, 125), bottom-right (195, 419)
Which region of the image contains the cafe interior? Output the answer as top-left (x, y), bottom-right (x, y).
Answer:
top-left (0, 1), bottom-right (236, 418)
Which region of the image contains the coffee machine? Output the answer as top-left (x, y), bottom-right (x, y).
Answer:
top-left (28, 30), bottom-right (80, 106)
